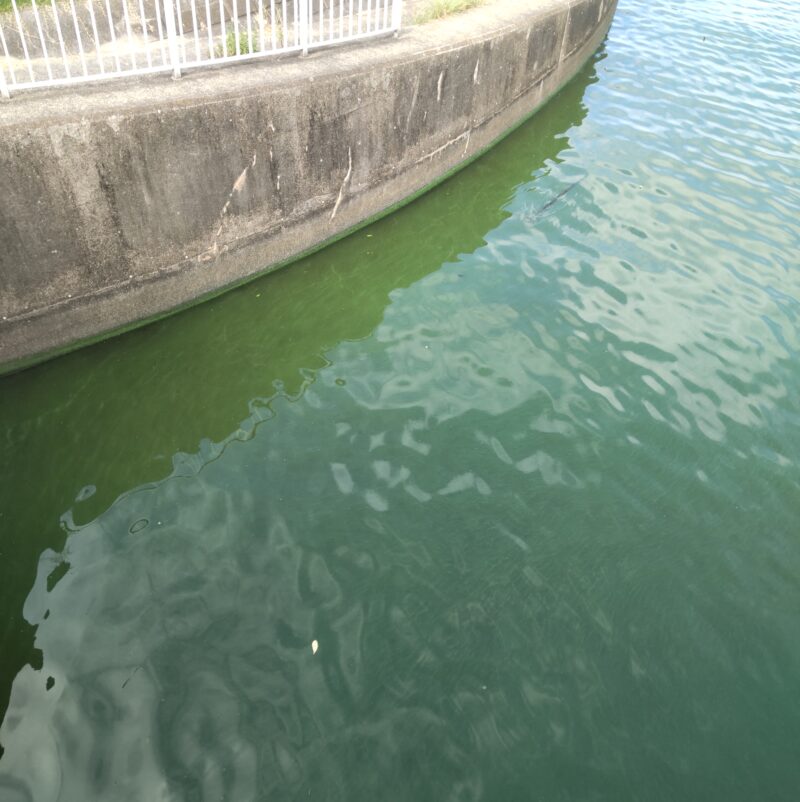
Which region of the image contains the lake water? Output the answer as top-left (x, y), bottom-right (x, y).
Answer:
top-left (1, 0), bottom-right (799, 798)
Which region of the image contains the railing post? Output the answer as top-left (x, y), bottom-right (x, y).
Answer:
top-left (299, 0), bottom-right (308, 54)
top-left (0, 64), bottom-right (9, 99)
top-left (391, 0), bottom-right (402, 32)
top-left (162, 0), bottom-right (182, 78)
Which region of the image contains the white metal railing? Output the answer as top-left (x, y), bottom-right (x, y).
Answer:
top-left (0, 0), bottom-right (401, 96)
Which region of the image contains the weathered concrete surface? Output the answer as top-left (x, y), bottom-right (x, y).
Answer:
top-left (0, 0), bottom-right (617, 372)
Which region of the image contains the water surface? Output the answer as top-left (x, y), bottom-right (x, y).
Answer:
top-left (1, 0), bottom-right (799, 798)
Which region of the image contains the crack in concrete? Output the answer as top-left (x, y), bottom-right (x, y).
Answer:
top-left (200, 151), bottom-right (257, 262)
top-left (405, 75), bottom-right (420, 133)
top-left (330, 145), bottom-right (353, 221)
top-left (416, 129), bottom-right (469, 164)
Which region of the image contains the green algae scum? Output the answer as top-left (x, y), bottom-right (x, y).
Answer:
top-left (1, 0), bottom-right (800, 798)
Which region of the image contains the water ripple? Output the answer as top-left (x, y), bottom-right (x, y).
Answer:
top-left (2, 0), bottom-right (800, 798)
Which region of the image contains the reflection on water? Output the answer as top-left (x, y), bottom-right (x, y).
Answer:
top-left (0, 68), bottom-right (592, 733)
top-left (2, 0), bottom-right (800, 798)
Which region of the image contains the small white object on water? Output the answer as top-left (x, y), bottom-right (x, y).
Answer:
top-left (311, 640), bottom-right (319, 655)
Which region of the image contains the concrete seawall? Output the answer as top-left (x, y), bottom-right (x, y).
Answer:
top-left (0, 0), bottom-right (617, 373)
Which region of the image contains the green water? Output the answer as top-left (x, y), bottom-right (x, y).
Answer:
top-left (1, 0), bottom-right (800, 798)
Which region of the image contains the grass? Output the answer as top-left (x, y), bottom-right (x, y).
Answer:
top-left (413, 0), bottom-right (483, 24)
top-left (0, 0), bottom-right (26, 13)
top-left (216, 29), bottom-right (257, 58)
top-left (215, 22), bottom-right (286, 58)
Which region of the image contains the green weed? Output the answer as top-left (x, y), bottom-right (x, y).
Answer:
top-left (0, 0), bottom-right (29, 13)
top-left (214, 21), bottom-right (285, 57)
top-left (413, 0), bottom-right (483, 24)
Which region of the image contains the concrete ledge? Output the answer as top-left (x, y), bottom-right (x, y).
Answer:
top-left (0, 0), bottom-right (617, 373)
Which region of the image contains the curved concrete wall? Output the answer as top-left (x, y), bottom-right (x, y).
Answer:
top-left (0, 0), bottom-right (617, 372)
